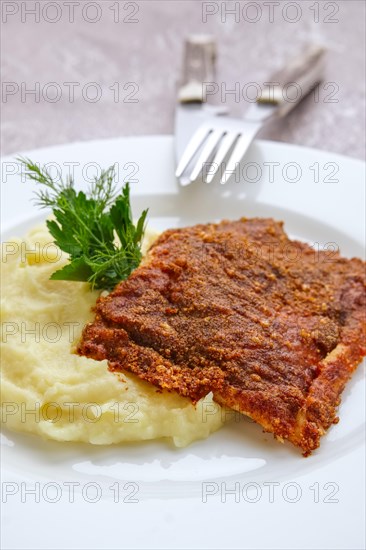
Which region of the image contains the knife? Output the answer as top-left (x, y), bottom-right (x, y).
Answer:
top-left (174, 35), bottom-right (228, 183)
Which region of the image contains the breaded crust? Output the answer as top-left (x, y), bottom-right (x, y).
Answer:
top-left (78, 218), bottom-right (366, 455)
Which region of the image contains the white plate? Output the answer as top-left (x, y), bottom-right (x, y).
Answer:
top-left (1, 136), bottom-right (365, 550)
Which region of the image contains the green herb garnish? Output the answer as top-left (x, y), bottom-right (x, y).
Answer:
top-left (19, 158), bottom-right (148, 290)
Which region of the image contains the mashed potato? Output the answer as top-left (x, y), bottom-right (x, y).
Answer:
top-left (0, 224), bottom-right (223, 446)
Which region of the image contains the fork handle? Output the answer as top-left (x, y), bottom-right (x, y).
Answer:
top-left (258, 45), bottom-right (326, 117)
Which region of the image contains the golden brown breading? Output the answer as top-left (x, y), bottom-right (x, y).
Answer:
top-left (78, 218), bottom-right (366, 455)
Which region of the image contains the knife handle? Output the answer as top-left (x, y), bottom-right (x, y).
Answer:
top-left (258, 45), bottom-right (326, 117)
top-left (178, 35), bottom-right (217, 104)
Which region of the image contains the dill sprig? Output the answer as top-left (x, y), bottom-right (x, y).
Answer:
top-left (18, 157), bottom-right (148, 290)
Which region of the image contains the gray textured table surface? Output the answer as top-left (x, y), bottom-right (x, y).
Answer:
top-left (1, 0), bottom-right (365, 159)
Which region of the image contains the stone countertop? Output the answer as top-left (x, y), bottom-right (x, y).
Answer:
top-left (1, 0), bottom-right (365, 159)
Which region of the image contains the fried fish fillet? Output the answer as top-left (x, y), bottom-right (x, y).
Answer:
top-left (78, 218), bottom-right (366, 455)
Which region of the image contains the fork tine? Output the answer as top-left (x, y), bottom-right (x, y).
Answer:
top-left (205, 132), bottom-right (238, 184)
top-left (189, 129), bottom-right (223, 183)
top-left (175, 126), bottom-right (211, 179)
top-left (220, 133), bottom-right (255, 184)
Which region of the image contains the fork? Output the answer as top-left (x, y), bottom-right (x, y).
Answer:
top-left (176, 45), bottom-right (326, 185)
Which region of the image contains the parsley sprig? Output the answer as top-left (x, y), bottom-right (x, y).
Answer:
top-left (19, 158), bottom-right (148, 290)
